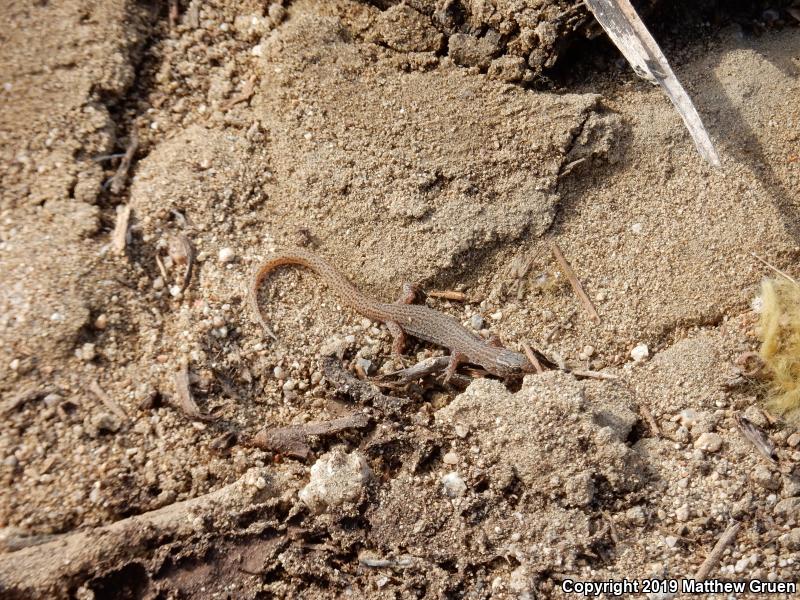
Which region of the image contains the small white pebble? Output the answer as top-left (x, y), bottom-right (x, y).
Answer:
top-left (153, 277), bottom-right (165, 290)
top-left (251, 44), bottom-right (264, 57)
top-left (664, 535), bottom-right (678, 548)
top-left (694, 432), bottom-right (723, 453)
top-left (9, 359), bottom-right (20, 371)
top-left (218, 247), bottom-right (236, 263)
top-left (631, 222), bottom-right (643, 234)
top-left (630, 343), bottom-right (649, 362)
top-left (273, 366), bottom-right (284, 379)
top-left (169, 285), bottom-right (182, 298)
top-left (443, 452), bottom-right (459, 465)
top-left (441, 472), bottom-right (467, 498)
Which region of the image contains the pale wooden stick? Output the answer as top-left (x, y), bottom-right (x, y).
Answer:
top-left (522, 342), bottom-right (545, 374)
top-left (584, 0), bottom-right (720, 167)
top-left (549, 242), bottom-right (600, 322)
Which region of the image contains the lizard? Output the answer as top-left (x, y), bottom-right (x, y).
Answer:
top-left (249, 247), bottom-right (537, 380)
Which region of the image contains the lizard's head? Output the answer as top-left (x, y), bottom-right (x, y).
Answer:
top-left (493, 349), bottom-right (536, 377)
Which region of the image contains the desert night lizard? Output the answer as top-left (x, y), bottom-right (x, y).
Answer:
top-left (249, 247), bottom-right (535, 379)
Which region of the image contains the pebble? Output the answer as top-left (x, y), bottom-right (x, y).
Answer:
top-left (218, 247), bottom-right (236, 263)
top-left (664, 535), bottom-right (679, 548)
top-left (43, 393), bottom-right (63, 408)
top-left (273, 366), bottom-right (284, 379)
top-left (626, 506), bottom-right (646, 525)
top-left (489, 311), bottom-right (502, 321)
top-left (694, 432), bottom-right (722, 452)
top-left (169, 285), bottom-right (182, 298)
top-left (454, 424), bottom-right (469, 438)
top-left (90, 412), bottom-right (121, 435)
top-left (443, 451), bottom-right (460, 465)
top-left (356, 357), bottom-right (376, 375)
top-left (282, 379), bottom-right (296, 392)
top-left (77, 343), bottom-right (96, 362)
top-left (299, 449), bottom-right (372, 513)
top-left (578, 345), bottom-right (595, 361)
top-left (774, 497), bottom-right (800, 517)
top-left (268, 3), bottom-right (287, 25)
top-left (783, 475), bottom-right (800, 497)
top-left (470, 314), bottom-right (485, 330)
top-left (630, 343), bottom-right (649, 362)
top-left (675, 504), bottom-right (690, 522)
top-left (441, 471), bottom-right (467, 498)
top-left (752, 465), bottom-right (780, 490)
top-left (152, 276), bottom-right (165, 290)
top-left (787, 432), bottom-right (800, 448)
top-left (94, 314), bottom-right (108, 329)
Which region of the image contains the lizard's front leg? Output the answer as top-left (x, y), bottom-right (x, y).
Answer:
top-left (443, 351), bottom-right (467, 384)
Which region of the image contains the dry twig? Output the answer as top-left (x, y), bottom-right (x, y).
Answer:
top-left (109, 130), bottom-right (139, 195)
top-left (583, 0), bottom-right (720, 166)
top-left (549, 242), bottom-right (600, 322)
top-left (1, 386), bottom-right (56, 416)
top-left (88, 379), bottom-right (128, 423)
top-left (426, 290), bottom-right (467, 302)
top-left (694, 522), bottom-right (741, 581)
top-left (522, 342), bottom-right (545, 374)
top-left (172, 362), bottom-right (216, 421)
top-left (111, 204), bottom-right (131, 255)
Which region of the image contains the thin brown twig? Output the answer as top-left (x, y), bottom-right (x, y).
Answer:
top-left (109, 130), bottom-right (138, 195)
top-left (549, 242), bottom-right (600, 322)
top-left (571, 369), bottom-right (619, 381)
top-left (522, 342), bottom-right (545, 374)
top-left (694, 522), bottom-right (741, 581)
top-left (173, 362), bottom-right (216, 421)
top-left (426, 290), bottom-right (467, 302)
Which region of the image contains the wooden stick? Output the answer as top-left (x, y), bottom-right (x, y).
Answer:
top-left (426, 290), bottom-right (467, 302)
top-left (88, 379), bottom-right (128, 423)
top-left (111, 204), bottom-right (131, 255)
top-left (522, 342), bottom-right (545, 374)
top-left (694, 522), bottom-right (741, 581)
top-left (549, 242), bottom-right (600, 322)
top-left (583, 0), bottom-right (720, 167)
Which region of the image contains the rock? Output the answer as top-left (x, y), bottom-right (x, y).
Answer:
top-left (441, 471), bottom-right (467, 498)
top-left (218, 247), bottom-right (236, 263)
top-left (356, 356), bottom-right (376, 376)
top-left (694, 432), bottom-right (722, 452)
top-left (787, 432), bottom-right (800, 448)
top-left (89, 412), bottom-right (121, 436)
top-left (630, 343), bottom-right (649, 362)
top-left (443, 451), bottom-right (459, 465)
top-left (470, 314), bottom-right (485, 330)
top-left (784, 528), bottom-right (800, 551)
top-left (487, 56), bottom-right (528, 83)
top-left (626, 505), bottom-right (646, 526)
top-left (299, 449), bottom-right (372, 513)
top-left (782, 475), bottom-right (800, 497)
top-left (370, 4), bottom-right (443, 53)
top-left (268, 3), bottom-right (286, 26)
top-left (774, 497), bottom-right (800, 517)
top-left (675, 504), bottom-right (690, 522)
top-left (752, 465), bottom-right (781, 491)
top-left (448, 33), bottom-right (498, 70)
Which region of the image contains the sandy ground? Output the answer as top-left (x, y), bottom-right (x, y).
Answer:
top-left (1, 0), bottom-right (799, 598)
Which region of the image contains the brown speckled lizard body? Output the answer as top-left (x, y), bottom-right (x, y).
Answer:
top-left (249, 247), bottom-right (535, 379)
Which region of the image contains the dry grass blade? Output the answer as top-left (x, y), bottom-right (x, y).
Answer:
top-left (751, 252), bottom-right (799, 286)
top-left (549, 243), bottom-right (600, 322)
top-left (583, 0), bottom-right (720, 166)
top-left (571, 369), bottom-right (619, 381)
top-left (734, 413), bottom-right (777, 464)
